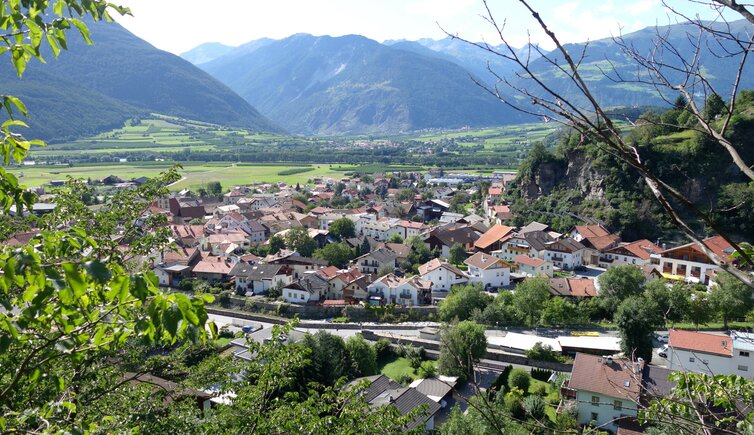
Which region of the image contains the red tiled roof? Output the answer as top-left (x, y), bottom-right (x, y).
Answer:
top-left (488, 188), bottom-right (503, 195)
top-left (568, 353), bottom-right (642, 401)
top-left (669, 329), bottom-right (732, 356)
top-left (318, 266), bottom-right (340, 279)
top-left (567, 277), bottom-right (597, 297)
top-left (512, 254), bottom-right (545, 267)
top-left (662, 235), bottom-right (735, 262)
top-left (192, 256), bottom-right (233, 274)
top-left (474, 224), bottom-right (514, 249)
top-left (465, 252), bottom-right (509, 270)
top-left (575, 224), bottom-right (610, 239)
top-left (609, 239), bottom-right (662, 260)
top-left (585, 234), bottom-right (620, 251)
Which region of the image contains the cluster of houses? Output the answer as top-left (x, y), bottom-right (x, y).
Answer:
top-left (144, 176), bottom-right (740, 309)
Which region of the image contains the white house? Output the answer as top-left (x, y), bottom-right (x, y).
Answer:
top-left (599, 239), bottom-right (662, 269)
top-left (213, 204), bottom-right (240, 218)
top-left (511, 254), bottom-right (553, 277)
top-left (541, 238), bottom-right (586, 270)
top-left (367, 274), bottom-right (432, 306)
top-left (464, 252), bottom-right (511, 289)
top-left (494, 232), bottom-right (531, 261)
top-left (418, 258), bottom-right (468, 292)
top-left (229, 263), bottom-right (291, 295)
top-left (658, 236), bottom-right (736, 285)
top-left (667, 329), bottom-right (754, 379)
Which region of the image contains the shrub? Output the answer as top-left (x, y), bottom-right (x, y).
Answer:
top-left (526, 342), bottom-right (565, 363)
top-left (531, 367), bottom-right (554, 382)
top-left (375, 338), bottom-right (393, 360)
top-left (396, 373), bottom-right (414, 385)
top-left (217, 290), bottom-right (232, 307)
top-left (523, 395), bottom-right (546, 420)
top-left (489, 365), bottom-right (513, 399)
top-left (331, 316), bottom-right (350, 324)
top-left (218, 326), bottom-right (234, 339)
top-left (416, 361), bottom-right (437, 379)
top-left (504, 387), bottom-right (525, 420)
top-left (508, 368), bottom-right (531, 392)
top-left (532, 384), bottom-right (547, 397)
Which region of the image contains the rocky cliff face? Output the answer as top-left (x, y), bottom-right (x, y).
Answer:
top-left (519, 149), bottom-right (607, 202)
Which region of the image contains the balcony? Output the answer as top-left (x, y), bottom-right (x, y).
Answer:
top-left (551, 255), bottom-right (564, 262)
top-left (399, 292), bottom-right (413, 299)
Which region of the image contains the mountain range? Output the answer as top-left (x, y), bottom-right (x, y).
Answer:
top-left (0, 20), bottom-right (279, 141)
top-left (3, 18), bottom-right (753, 142)
top-left (189, 33), bottom-right (527, 135)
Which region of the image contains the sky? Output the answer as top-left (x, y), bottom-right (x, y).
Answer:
top-left (114, 0), bottom-right (732, 55)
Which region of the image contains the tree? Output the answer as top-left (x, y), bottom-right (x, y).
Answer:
top-left (709, 272), bottom-right (754, 328)
top-left (0, 5), bottom-right (214, 432)
top-left (438, 321), bottom-right (487, 381)
top-left (507, 368), bottom-right (531, 392)
top-left (644, 280), bottom-right (690, 326)
top-left (448, 242), bottom-right (467, 265)
top-left (377, 263), bottom-right (395, 277)
top-left (329, 217), bottom-right (356, 240)
top-left (614, 296), bottom-right (663, 362)
top-left (268, 234), bottom-right (286, 254)
top-left (641, 372), bottom-right (754, 434)
top-left (406, 235), bottom-right (432, 270)
top-left (301, 331), bottom-right (349, 386)
top-left (387, 233), bottom-right (404, 243)
top-left (452, 0), bottom-right (754, 289)
top-left (438, 284), bottom-right (492, 321)
top-left (346, 334), bottom-right (377, 377)
top-left (511, 277), bottom-right (551, 326)
top-left (359, 237), bottom-right (372, 256)
top-left (685, 290), bottom-right (714, 329)
top-left (313, 242), bottom-right (354, 268)
top-left (206, 181), bottom-right (222, 197)
top-left (597, 265), bottom-right (646, 315)
top-left (541, 297), bottom-right (581, 326)
top-left (285, 227), bottom-right (317, 257)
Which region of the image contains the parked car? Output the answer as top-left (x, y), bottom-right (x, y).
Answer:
top-left (655, 333), bottom-right (668, 343)
top-left (658, 344), bottom-right (669, 358)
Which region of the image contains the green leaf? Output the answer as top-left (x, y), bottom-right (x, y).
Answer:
top-left (86, 260), bottom-right (111, 284)
top-left (68, 18), bottom-right (92, 45)
top-left (4, 95), bottom-right (27, 117)
top-left (131, 275), bottom-right (150, 300)
top-left (46, 33), bottom-right (61, 58)
top-left (10, 45), bottom-right (26, 77)
top-left (199, 293), bottom-right (215, 304)
top-left (105, 274), bottom-right (129, 302)
top-left (62, 262), bottom-right (86, 301)
top-left (163, 303), bottom-right (182, 338)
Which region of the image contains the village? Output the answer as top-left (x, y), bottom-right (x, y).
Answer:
top-left (133, 171), bottom-right (733, 308)
top-left (7, 169), bottom-right (751, 433)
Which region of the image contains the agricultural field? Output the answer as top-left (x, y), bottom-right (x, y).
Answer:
top-left (8, 162), bottom-right (361, 191)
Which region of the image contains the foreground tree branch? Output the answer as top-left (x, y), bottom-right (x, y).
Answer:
top-left (450, 0), bottom-right (754, 288)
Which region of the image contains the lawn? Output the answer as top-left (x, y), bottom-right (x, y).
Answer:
top-left (379, 356), bottom-right (418, 381)
top-left (6, 162), bottom-right (361, 190)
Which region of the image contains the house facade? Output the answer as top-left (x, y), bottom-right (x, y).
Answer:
top-left (667, 329), bottom-right (754, 378)
top-left (658, 236), bottom-right (735, 285)
top-left (418, 258), bottom-right (469, 292)
top-left (464, 252), bottom-right (511, 289)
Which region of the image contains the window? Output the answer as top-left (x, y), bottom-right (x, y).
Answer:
top-left (613, 400), bottom-right (622, 410)
top-left (590, 412), bottom-right (599, 422)
top-left (739, 365), bottom-right (749, 372)
top-left (689, 357), bottom-right (696, 363)
top-left (591, 396), bottom-right (600, 406)
top-left (741, 351), bottom-right (750, 357)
